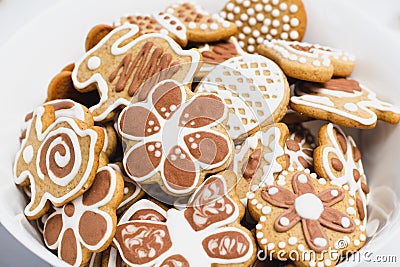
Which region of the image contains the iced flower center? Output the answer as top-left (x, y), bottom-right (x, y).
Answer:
top-left (294, 193), bottom-right (324, 220)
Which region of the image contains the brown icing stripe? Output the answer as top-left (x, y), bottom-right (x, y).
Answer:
top-left (286, 139), bottom-right (300, 152)
top-left (331, 158), bottom-right (343, 172)
top-left (242, 149), bottom-right (261, 182)
top-left (202, 42), bottom-right (238, 64)
top-left (356, 197), bottom-right (365, 220)
top-left (322, 78), bottom-right (362, 93)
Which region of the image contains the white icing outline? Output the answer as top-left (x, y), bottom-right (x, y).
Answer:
top-left (72, 24), bottom-right (200, 122)
top-left (14, 106), bottom-right (99, 218)
top-left (118, 79), bottom-right (231, 195)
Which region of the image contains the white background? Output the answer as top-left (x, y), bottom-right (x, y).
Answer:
top-left (0, 0), bottom-right (399, 266)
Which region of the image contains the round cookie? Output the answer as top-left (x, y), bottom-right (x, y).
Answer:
top-left (43, 166), bottom-right (124, 267)
top-left (165, 2), bottom-right (237, 43)
top-left (291, 78), bottom-right (400, 128)
top-left (231, 123), bottom-right (289, 202)
top-left (46, 64), bottom-right (100, 108)
top-left (196, 53), bottom-right (290, 143)
top-left (248, 169), bottom-right (366, 267)
top-left (117, 79), bottom-right (233, 196)
top-left (72, 23), bottom-right (201, 122)
top-left (284, 123), bottom-right (315, 170)
top-left (113, 171), bottom-right (257, 267)
top-left (221, 0), bottom-right (307, 53)
top-left (257, 40), bottom-right (356, 82)
top-left (14, 102), bottom-right (104, 220)
top-left (314, 123), bottom-right (370, 223)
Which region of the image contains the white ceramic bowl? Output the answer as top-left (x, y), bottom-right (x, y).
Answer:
top-left (1, 0), bottom-right (400, 266)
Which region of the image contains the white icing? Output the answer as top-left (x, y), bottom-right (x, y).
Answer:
top-left (71, 24), bottom-right (200, 122)
top-left (119, 80), bottom-right (231, 195)
top-left (14, 106), bottom-right (99, 218)
top-left (344, 102), bottom-right (358, 112)
top-left (196, 54), bottom-right (287, 140)
top-left (341, 217), bottom-right (350, 228)
top-left (313, 237), bottom-right (327, 247)
top-left (153, 12), bottom-right (187, 42)
top-left (279, 217), bottom-right (289, 226)
top-left (87, 56), bottom-right (101, 70)
top-left (22, 145), bottom-right (34, 164)
top-left (188, 22), bottom-right (197, 29)
top-left (114, 176), bottom-right (254, 266)
top-left (268, 187), bottom-right (278, 195)
top-left (297, 174), bottom-right (307, 183)
top-left (331, 189), bottom-right (339, 197)
top-left (294, 193), bottom-right (324, 220)
top-left (288, 237), bottom-right (297, 245)
top-left (44, 166), bottom-right (117, 267)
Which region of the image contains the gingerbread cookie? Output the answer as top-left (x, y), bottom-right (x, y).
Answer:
top-left (165, 2), bottom-right (237, 43)
top-left (291, 78), bottom-right (400, 128)
top-left (72, 23), bottom-right (201, 122)
top-left (118, 79), bottom-right (232, 196)
top-left (113, 171), bottom-right (256, 266)
top-left (257, 40), bottom-right (355, 82)
top-left (221, 0), bottom-right (307, 53)
top-left (117, 12), bottom-right (188, 47)
top-left (232, 123), bottom-right (289, 201)
top-left (43, 166), bottom-right (124, 266)
top-left (85, 24), bottom-right (115, 52)
top-left (46, 64), bottom-right (100, 108)
top-left (248, 169), bottom-right (366, 266)
top-left (284, 124), bottom-right (315, 170)
top-left (14, 102), bottom-right (104, 219)
top-left (314, 123), bottom-right (370, 224)
top-left (108, 163), bottom-right (145, 214)
top-left (99, 124), bottom-right (117, 159)
top-left (196, 53), bottom-right (290, 143)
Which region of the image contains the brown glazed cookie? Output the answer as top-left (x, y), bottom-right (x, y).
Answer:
top-left (113, 171), bottom-right (257, 266)
top-left (314, 123), bottom-right (370, 226)
top-left (118, 12), bottom-right (188, 47)
top-left (257, 40), bottom-right (355, 82)
top-left (284, 123), bottom-right (315, 170)
top-left (165, 2), bottom-right (237, 43)
top-left (43, 166), bottom-right (123, 267)
top-left (291, 78), bottom-right (400, 128)
top-left (14, 101), bottom-right (104, 220)
top-left (221, 0), bottom-right (307, 53)
top-left (248, 169), bottom-right (366, 266)
top-left (72, 23), bottom-right (200, 122)
top-left (117, 80), bottom-right (232, 196)
top-left (231, 123), bottom-right (289, 201)
top-left (46, 64), bottom-right (100, 108)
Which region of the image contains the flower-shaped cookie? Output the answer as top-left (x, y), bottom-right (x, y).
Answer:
top-left (43, 166), bottom-right (123, 267)
top-left (314, 123), bottom-right (370, 222)
top-left (72, 23), bottom-right (200, 122)
top-left (291, 78), bottom-right (400, 128)
top-left (14, 103), bottom-right (104, 220)
top-left (113, 172), bottom-right (256, 266)
top-left (248, 169), bottom-right (366, 266)
top-left (118, 79), bottom-right (232, 195)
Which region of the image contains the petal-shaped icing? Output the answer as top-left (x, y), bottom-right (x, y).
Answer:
top-left (163, 146), bottom-right (197, 191)
top-left (302, 219), bottom-right (329, 253)
top-left (119, 106), bottom-right (161, 138)
top-left (184, 131), bottom-right (230, 166)
top-left (184, 176), bottom-right (236, 232)
top-left (159, 254), bottom-right (189, 267)
top-left (319, 206), bottom-right (356, 233)
top-left (125, 141), bottom-right (163, 179)
top-left (114, 221), bottom-right (172, 266)
top-left (82, 168), bottom-right (112, 206)
top-left (151, 81), bottom-right (184, 120)
top-left (202, 229), bottom-right (251, 260)
top-left (274, 207), bottom-right (300, 232)
top-left (292, 172), bottom-right (315, 195)
top-left (79, 211), bottom-right (108, 246)
top-left (60, 228), bottom-right (79, 266)
top-left (261, 186), bottom-right (296, 208)
top-left (44, 213), bottom-right (63, 247)
top-left (129, 209), bottom-right (167, 222)
top-left (318, 188), bottom-right (345, 207)
top-left (179, 94), bottom-right (225, 128)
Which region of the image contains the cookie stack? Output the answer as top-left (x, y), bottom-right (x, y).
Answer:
top-left (13, 1), bottom-right (400, 267)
